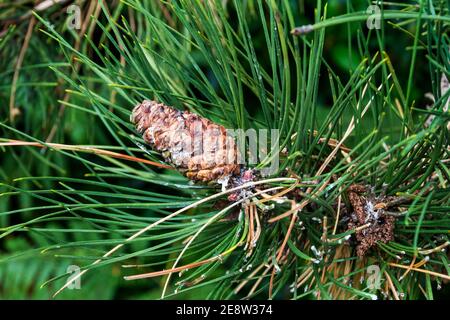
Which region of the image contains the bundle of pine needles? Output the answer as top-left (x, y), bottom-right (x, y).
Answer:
top-left (0, 0), bottom-right (449, 300)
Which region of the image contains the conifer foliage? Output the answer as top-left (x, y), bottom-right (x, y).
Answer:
top-left (0, 0), bottom-right (449, 300)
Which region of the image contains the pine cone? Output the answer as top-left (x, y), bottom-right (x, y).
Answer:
top-left (131, 100), bottom-right (241, 182)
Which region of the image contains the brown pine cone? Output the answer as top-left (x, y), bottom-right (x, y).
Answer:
top-left (131, 100), bottom-right (241, 182)
top-left (346, 185), bottom-right (396, 257)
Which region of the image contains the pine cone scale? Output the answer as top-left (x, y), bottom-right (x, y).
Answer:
top-left (131, 100), bottom-right (241, 182)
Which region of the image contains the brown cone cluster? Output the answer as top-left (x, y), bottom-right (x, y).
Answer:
top-left (131, 100), bottom-right (241, 182)
top-left (346, 185), bottom-right (395, 257)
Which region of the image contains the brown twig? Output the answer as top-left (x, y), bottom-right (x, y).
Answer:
top-left (389, 262), bottom-right (450, 281)
top-left (0, 139), bottom-right (172, 169)
top-left (9, 16), bottom-right (36, 123)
